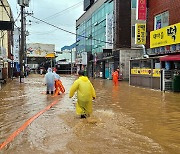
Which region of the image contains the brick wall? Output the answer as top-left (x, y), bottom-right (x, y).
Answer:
top-left (147, 0), bottom-right (180, 48)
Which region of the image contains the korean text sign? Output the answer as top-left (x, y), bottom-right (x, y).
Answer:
top-left (150, 23), bottom-right (180, 48)
top-left (136, 0), bottom-right (147, 20)
top-left (135, 23), bottom-right (146, 45)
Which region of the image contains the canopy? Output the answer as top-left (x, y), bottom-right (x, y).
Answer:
top-left (160, 54), bottom-right (180, 61)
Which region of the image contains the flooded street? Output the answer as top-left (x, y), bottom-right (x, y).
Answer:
top-left (0, 74), bottom-right (180, 154)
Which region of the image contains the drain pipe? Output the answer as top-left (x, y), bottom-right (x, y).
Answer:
top-left (138, 45), bottom-right (149, 58)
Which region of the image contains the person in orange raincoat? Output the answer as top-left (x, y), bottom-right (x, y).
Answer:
top-left (112, 69), bottom-right (119, 86)
top-left (53, 68), bottom-right (65, 95)
top-left (69, 70), bottom-right (96, 119)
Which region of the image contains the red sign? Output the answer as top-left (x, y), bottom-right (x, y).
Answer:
top-left (136, 0), bottom-right (147, 20)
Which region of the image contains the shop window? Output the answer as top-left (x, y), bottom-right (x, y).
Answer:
top-left (141, 60), bottom-right (151, 68)
top-left (153, 59), bottom-right (160, 69)
top-left (131, 61), bottom-right (140, 68)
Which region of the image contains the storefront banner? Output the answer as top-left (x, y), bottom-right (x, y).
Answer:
top-left (131, 68), bottom-right (140, 75)
top-left (150, 23), bottom-right (180, 48)
top-left (136, 0), bottom-right (147, 20)
top-left (131, 68), bottom-right (151, 75)
top-left (131, 68), bottom-right (160, 77)
top-left (135, 23), bottom-right (146, 45)
top-left (153, 69), bottom-right (160, 77)
top-left (140, 69), bottom-right (151, 75)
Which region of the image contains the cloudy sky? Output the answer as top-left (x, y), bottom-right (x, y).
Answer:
top-left (8, 0), bottom-right (84, 51)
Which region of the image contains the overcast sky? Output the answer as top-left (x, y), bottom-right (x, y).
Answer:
top-left (8, 0), bottom-right (84, 51)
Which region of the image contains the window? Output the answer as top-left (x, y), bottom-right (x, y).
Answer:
top-left (131, 0), bottom-right (136, 8)
top-left (154, 11), bottom-right (169, 30)
top-left (132, 25), bottom-right (135, 38)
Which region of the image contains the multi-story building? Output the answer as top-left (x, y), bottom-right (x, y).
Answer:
top-left (76, 0), bottom-right (142, 79)
top-left (130, 0), bottom-right (180, 92)
top-left (0, 0), bottom-right (14, 81)
top-left (76, 0), bottom-right (114, 78)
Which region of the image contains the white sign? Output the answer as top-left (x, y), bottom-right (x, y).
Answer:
top-left (106, 13), bottom-right (114, 49)
top-left (13, 28), bottom-right (20, 63)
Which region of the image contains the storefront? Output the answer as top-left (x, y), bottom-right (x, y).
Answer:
top-left (130, 23), bottom-right (180, 91)
top-left (160, 54), bottom-right (180, 92)
top-left (130, 57), bottom-right (161, 90)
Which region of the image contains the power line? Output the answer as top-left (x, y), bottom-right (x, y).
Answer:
top-left (43, 1), bottom-right (83, 21)
top-left (30, 1), bottom-right (83, 25)
top-left (30, 15), bottom-right (114, 45)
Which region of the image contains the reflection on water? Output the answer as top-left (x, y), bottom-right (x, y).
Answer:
top-left (0, 75), bottom-right (179, 153)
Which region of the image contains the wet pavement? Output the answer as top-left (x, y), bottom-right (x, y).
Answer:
top-left (0, 74), bottom-right (180, 154)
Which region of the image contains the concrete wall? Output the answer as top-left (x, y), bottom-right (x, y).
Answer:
top-left (119, 49), bottom-right (142, 80)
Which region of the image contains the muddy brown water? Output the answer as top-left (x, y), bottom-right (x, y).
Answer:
top-left (0, 74), bottom-right (179, 154)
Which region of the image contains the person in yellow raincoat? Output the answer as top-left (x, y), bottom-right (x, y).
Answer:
top-left (69, 70), bottom-right (96, 118)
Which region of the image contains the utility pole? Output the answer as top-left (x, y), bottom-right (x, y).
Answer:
top-left (19, 4), bottom-right (25, 82)
top-left (18, 0), bottom-right (30, 82)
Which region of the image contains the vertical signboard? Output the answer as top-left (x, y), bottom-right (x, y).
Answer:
top-left (135, 23), bottom-right (146, 45)
top-left (13, 28), bottom-right (20, 63)
top-left (106, 13), bottom-right (113, 49)
top-left (136, 0), bottom-right (147, 20)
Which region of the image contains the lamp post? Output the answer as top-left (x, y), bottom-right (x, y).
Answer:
top-left (71, 49), bottom-right (73, 75)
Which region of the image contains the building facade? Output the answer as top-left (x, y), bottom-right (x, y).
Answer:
top-left (76, 0), bottom-right (142, 79)
top-left (130, 0), bottom-right (180, 92)
top-left (0, 0), bottom-right (14, 82)
top-left (26, 43), bottom-right (55, 73)
top-left (76, 0), bottom-right (114, 78)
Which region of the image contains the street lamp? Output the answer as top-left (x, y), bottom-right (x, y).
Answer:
top-left (71, 49), bottom-right (73, 75)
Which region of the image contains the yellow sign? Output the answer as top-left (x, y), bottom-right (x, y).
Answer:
top-left (140, 69), bottom-right (152, 75)
top-left (150, 23), bottom-right (180, 48)
top-left (45, 53), bottom-right (55, 58)
top-left (135, 23), bottom-right (146, 45)
top-left (131, 68), bottom-right (151, 75)
top-left (153, 69), bottom-right (160, 77)
top-left (131, 68), bottom-right (141, 74)
top-left (131, 68), bottom-right (161, 77)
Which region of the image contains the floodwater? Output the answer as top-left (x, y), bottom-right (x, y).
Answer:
top-left (0, 74), bottom-right (179, 154)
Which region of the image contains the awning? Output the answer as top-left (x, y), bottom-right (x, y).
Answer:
top-left (160, 54), bottom-right (180, 61)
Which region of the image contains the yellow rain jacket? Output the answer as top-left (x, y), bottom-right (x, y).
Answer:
top-left (69, 76), bottom-right (96, 115)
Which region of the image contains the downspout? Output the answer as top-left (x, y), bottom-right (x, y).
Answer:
top-left (138, 45), bottom-right (149, 58)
